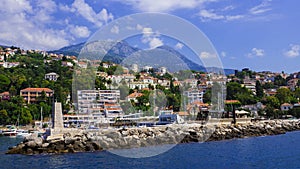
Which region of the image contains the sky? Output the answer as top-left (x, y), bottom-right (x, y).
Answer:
top-left (1, 0), bottom-right (300, 73)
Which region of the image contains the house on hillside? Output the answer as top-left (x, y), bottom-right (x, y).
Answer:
top-left (0, 91), bottom-right (10, 101)
top-left (126, 92), bottom-right (143, 103)
top-left (281, 103), bottom-right (293, 111)
top-left (20, 88), bottom-right (53, 104)
top-left (45, 72), bottom-right (59, 81)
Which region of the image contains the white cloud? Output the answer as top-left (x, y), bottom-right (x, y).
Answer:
top-left (71, 0), bottom-right (113, 27)
top-left (284, 44), bottom-right (300, 58)
top-left (136, 24), bottom-right (143, 31)
top-left (33, 0), bottom-right (57, 23)
top-left (221, 51), bottom-right (226, 57)
top-left (199, 9), bottom-right (244, 22)
top-left (149, 38), bottom-right (164, 49)
top-left (0, 0), bottom-right (69, 50)
top-left (199, 52), bottom-right (217, 59)
top-left (221, 5), bottom-right (235, 11)
top-left (226, 15), bottom-right (244, 21)
top-left (118, 0), bottom-right (206, 12)
top-left (140, 27), bottom-right (164, 49)
top-left (58, 3), bottom-right (73, 12)
top-left (199, 9), bottom-right (225, 21)
top-left (247, 48), bottom-right (265, 57)
top-left (142, 27), bottom-right (154, 36)
top-left (175, 43), bottom-right (184, 50)
top-left (110, 25), bottom-right (119, 34)
top-left (1, 0), bottom-right (32, 13)
top-left (249, 0), bottom-right (272, 15)
top-left (197, 0), bottom-right (273, 22)
top-left (70, 25), bottom-right (90, 38)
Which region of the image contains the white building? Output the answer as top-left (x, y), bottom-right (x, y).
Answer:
top-left (131, 64), bottom-right (139, 73)
top-left (158, 67), bottom-right (167, 74)
top-left (45, 72), bottom-right (59, 81)
top-left (77, 90), bottom-right (123, 118)
top-left (183, 89), bottom-right (204, 104)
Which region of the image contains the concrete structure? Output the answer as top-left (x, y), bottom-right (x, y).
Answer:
top-left (52, 102), bottom-right (64, 129)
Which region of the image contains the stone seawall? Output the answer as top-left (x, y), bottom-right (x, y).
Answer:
top-left (7, 120), bottom-right (300, 155)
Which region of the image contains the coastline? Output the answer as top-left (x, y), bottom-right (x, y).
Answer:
top-left (6, 119), bottom-right (300, 155)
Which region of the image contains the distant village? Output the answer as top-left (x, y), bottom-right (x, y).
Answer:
top-left (1, 46), bottom-right (300, 128)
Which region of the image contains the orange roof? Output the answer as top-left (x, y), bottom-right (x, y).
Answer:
top-left (127, 92), bottom-right (143, 98)
top-left (0, 91), bottom-right (9, 96)
top-left (281, 103), bottom-right (292, 106)
top-left (21, 88), bottom-right (53, 92)
top-left (225, 100), bottom-right (240, 104)
top-left (106, 108), bottom-right (122, 111)
top-left (104, 103), bottom-right (118, 106)
top-left (174, 111), bottom-right (189, 116)
top-left (192, 101), bottom-right (209, 107)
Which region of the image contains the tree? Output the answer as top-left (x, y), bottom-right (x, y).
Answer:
top-left (0, 110), bottom-right (9, 124)
top-left (19, 108), bottom-right (32, 125)
top-left (0, 74), bottom-right (11, 92)
top-left (256, 80), bottom-right (264, 98)
top-left (274, 75), bottom-right (286, 87)
top-left (297, 80), bottom-right (300, 87)
top-left (203, 89), bottom-right (211, 103)
top-left (288, 107), bottom-right (300, 118)
top-left (264, 96), bottom-right (280, 109)
top-left (275, 88), bottom-right (293, 104)
top-left (120, 101), bottom-right (136, 115)
top-left (226, 82), bottom-right (255, 105)
top-left (118, 85), bottom-right (129, 100)
top-left (294, 87), bottom-right (300, 100)
top-left (264, 105), bottom-right (280, 119)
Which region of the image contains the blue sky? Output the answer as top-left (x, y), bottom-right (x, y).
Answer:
top-left (1, 0), bottom-right (300, 73)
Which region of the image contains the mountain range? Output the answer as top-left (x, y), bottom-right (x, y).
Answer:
top-left (50, 41), bottom-right (236, 75)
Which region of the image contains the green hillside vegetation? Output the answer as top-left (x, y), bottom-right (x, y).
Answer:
top-left (0, 52), bottom-right (74, 125)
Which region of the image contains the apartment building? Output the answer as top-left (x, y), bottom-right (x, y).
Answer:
top-left (20, 88), bottom-right (53, 104)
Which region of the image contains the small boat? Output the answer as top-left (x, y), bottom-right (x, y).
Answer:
top-left (1, 129), bottom-right (18, 138)
top-left (16, 129), bottom-right (31, 138)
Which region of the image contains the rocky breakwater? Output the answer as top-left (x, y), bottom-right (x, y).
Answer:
top-left (6, 120), bottom-right (300, 155)
top-left (6, 131), bottom-right (103, 155)
top-left (207, 120), bottom-right (300, 141)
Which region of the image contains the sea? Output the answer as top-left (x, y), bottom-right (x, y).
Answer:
top-left (1, 131), bottom-right (300, 169)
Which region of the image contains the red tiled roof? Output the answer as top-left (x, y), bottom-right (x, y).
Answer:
top-left (106, 108), bottom-right (122, 111)
top-left (281, 103), bottom-right (292, 106)
top-left (192, 101), bottom-right (209, 107)
top-left (104, 103), bottom-right (117, 106)
top-left (127, 92), bottom-right (143, 98)
top-left (174, 111), bottom-right (189, 116)
top-left (225, 100), bottom-right (240, 104)
top-left (20, 88), bottom-right (53, 92)
top-left (0, 91), bottom-right (9, 96)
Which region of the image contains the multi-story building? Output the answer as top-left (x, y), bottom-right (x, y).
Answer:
top-left (20, 88), bottom-right (53, 104)
top-left (77, 90), bottom-right (122, 118)
top-left (183, 89), bottom-right (204, 104)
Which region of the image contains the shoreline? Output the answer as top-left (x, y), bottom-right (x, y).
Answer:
top-left (6, 119), bottom-right (300, 155)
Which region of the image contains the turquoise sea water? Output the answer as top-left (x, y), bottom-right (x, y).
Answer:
top-left (1, 131), bottom-right (300, 169)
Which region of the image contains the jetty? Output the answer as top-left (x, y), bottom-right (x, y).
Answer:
top-left (6, 102), bottom-right (300, 155)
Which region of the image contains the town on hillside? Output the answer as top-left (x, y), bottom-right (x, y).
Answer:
top-left (0, 46), bottom-right (300, 129)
